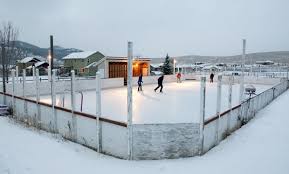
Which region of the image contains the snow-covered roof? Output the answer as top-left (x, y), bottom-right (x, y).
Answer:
top-left (105, 56), bottom-right (151, 61)
top-left (62, 51), bottom-right (98, 60)
top-left (84, 57), bottom-right (106, 69)
top-left (202, 65), bottom-right (221, 70)
top-left (150, 63), bottom-right (163, 68)
top-left (19, 57), bottom-right (41, 63)
top-left (151, 71), bottom-right (163, 75)
top-left (26, 61), bottom-right (49, 69)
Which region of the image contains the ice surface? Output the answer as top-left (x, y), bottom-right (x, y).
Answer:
top-left (39, 81), bottom-right (271, 124)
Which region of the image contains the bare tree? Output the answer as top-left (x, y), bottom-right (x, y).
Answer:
top-left (0, 21), bottom-right (19, 92)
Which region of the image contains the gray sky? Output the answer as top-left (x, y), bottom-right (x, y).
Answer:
top-left (1, 0), bottom-right (289, 57)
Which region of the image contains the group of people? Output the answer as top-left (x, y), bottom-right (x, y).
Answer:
top-left (137, 72), bottom-right (215, 93)
top-left (137, 72), bottom-right (181, 93)
top-left (137, 74), bottom-right (164, 93)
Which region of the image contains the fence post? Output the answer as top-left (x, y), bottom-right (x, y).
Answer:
top-left (215, 75), bottom-right (222, 145)
top-left (51, 69), bottom-right (57, 133)
top-left (199, 76), bottom-right (206, 155)
top-left (22, 69), bottom-right (26, 97)
top-left (286, 67), bottom-right (289, 80)
top-left (11, 70), bottom-right (15, 119)
top-left (127, 41), bottom-right (133, 160)
top-left (15, 66), bottom-right (19, 83)
top-left (239, 39), bottom-right (246, 103)
top-left (96, 72), bottom-right (102, 153)
top-left (48, 66), bottom-right (51, 82)
top-left (32, 66), bottom-right (36, 81)
top-left (36, 69), bottom-right (41, 128)
top-left (71, 70), bottom-right (77, 141)
top-left (22, 69), bottom-right (28, 123)
top-left (227, 75), bottom-right (233, 134)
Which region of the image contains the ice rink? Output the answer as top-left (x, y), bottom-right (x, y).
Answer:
top-left (39, 81), bottom-right (272, 124)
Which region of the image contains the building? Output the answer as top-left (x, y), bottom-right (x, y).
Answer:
top-left (62, 51), bottom-right (105, 75)
top-left (26, 61), bottom-right (49, 75)
top-left (84, 56), bottom-right (151, 79)
top-left (16, 57), bottom-right (41, 72)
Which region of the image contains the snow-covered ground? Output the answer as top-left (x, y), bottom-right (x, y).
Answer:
top-left (38, 81), bottom-right (271, 124)
top-left (1, 90), bottom-right (289, 174)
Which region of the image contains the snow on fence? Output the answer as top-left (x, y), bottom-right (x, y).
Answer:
top-left (0, 68), bottom-right (288, 160)
top-left (3, 77), bottom-right (124, 96)
top-left (202, 79), bottom-right (289, 153)
top-left (0, 75), bottom-right (129, 159)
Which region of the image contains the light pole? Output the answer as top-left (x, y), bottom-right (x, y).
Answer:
top-left (50, 35), bottom-right (54, 73)
top-left (173, 59), bottom-right (177, 74)
top-left (1, 42), bottom-right (6, 93)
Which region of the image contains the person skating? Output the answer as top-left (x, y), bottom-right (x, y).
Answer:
top-left (154, 75), bottom-right (164, 93)
top-left (137, 74), bottom-right (143, 91)
top-left (176, 72), bottom-right (182, 83)
top-left (210, 73), bottom-right (214, 83)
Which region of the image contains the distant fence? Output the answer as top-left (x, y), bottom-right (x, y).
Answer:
top-left (202, 79), bottom-right (289, 153)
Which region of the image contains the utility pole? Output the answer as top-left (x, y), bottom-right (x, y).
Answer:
top-left (50, 35), bottom-right (54, 72)
top-left (1, 42), bottom-right (6, 93)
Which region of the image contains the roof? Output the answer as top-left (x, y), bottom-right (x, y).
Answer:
top-left (26, 61), bottom-right (49, 69)
top-left (19, 57), bottom-right (41, 63)
top-left (105, 56), bottom-right (151, 61)
top-left (150, 63), bottom-right (163, 68)
top-left (62, 51), bottom-right (99, 60)
top-left (202, 65), bottom-right (221, 70)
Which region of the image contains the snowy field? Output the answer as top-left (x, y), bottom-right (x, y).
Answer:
top-left (37, 81), bottom-right (272, 124)
top-left (1, 90), bottom-right (289, 174)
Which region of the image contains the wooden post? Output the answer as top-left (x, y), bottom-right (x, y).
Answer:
top-left (199, 76), bottom-right (206, 155)
top-left (71, 70), bottom-right (77, 141)
top-left (227, 75), bottom-right (233, 134)
top-left (215, 75), bottom-right (222, 144)
top-left (32, 66), bottom-right (36, 81)
top-left (15, 66), bottom-right (19, 83)
top-left (36, 69), bottom-right (41, 128)
top-left (22, 69), bottom-right (28, 123)
top-left (11, 70), bottom-right (15, 118)
top-left (96, 72), bottom-right (102, 152)
top-left (22, 69), bottom-right (26, 97)
top-left (48, 66), bottom-right (51, 82)
top-left (127, 41), bottom-right (133, 160)
top-left (239, 39), bottom-right (246, 103)
top-left (51, 69), bottom-right (57, 133)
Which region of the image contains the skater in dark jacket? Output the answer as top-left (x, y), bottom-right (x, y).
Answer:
top-left (210, 73), bottom-right (214, 83)
top-left (137, 74), bottom-right (143, 91)
top-left (154, 75), bottom-right (164, 93)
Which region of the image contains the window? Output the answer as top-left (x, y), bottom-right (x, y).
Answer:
top-left (88, 59), bottom-right (90, 63)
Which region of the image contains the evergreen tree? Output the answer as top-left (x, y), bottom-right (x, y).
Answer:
top-left (162, 54), bottom-right (173, 75)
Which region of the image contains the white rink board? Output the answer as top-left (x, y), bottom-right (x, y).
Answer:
top-left (38, 81), bottom-right (272, 124)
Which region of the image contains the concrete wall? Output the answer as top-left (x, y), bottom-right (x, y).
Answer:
top-left (132, 123), bottom-right (200, 160)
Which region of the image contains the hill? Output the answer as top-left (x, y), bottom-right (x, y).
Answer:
top-left (151, 51), bottom-right (289, 64)
top-left (13, 41), bottom-right (82, 60)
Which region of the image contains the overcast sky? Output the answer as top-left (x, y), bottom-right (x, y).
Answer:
top-left (1, 0), bottom-right (289, 57)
